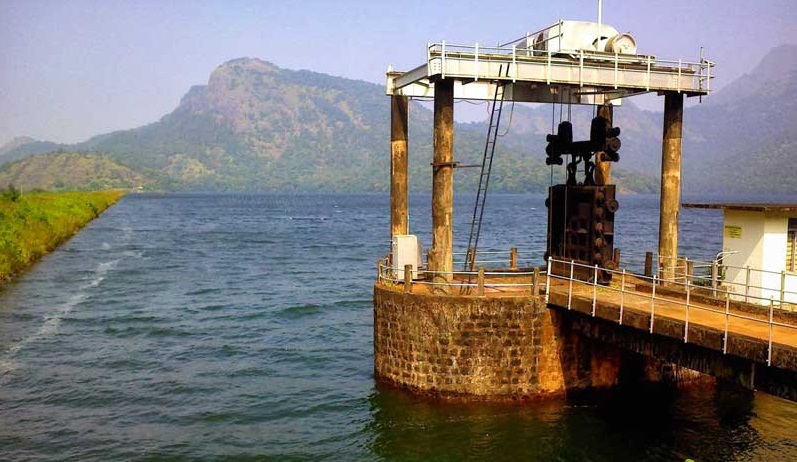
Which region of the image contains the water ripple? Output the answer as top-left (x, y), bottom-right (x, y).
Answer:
top-left (0, 193), bottom-right (796, 461)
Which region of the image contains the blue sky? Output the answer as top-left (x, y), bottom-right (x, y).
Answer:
top-left (1, 0), bottom-right (794, 145)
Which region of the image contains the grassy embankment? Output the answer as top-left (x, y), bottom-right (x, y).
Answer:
top-left (0, 188), bottom-right (126, 282)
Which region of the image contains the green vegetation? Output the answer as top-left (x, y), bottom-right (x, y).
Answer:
top-left (0, 152), bottom-right (149, 192)
top-left (0, 189), bottom-right (125, 282)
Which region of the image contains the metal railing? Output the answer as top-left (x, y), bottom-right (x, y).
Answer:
top-left (451, 246), bottom-right (544, 269)
top-left (603, 250), bottom-right (796, 310)
top-left (425, 40), bottom-right (714, 94)
top-left (376, 255), bottom-right (546, 296)
top-left (647, 253), bottom-right (797, 309)
top-left (545, 257), bottom-right (797, 366)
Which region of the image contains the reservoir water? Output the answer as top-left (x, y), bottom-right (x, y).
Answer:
top-left (1, 192), bottom-right (796, 460)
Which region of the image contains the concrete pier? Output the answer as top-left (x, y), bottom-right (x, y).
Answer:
top-left (659, 92), bottom-right (684, 280)
top-left (390, 95), bottom-right (409, 237)
top-left (430, 79), bottom-right (454, 290)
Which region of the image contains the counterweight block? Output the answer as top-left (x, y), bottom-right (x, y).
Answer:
top-left (546, 184), bottom-right (619, 283)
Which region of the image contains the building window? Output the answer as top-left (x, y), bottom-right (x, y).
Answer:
top-left (788, 218), bottom-right (797, 272)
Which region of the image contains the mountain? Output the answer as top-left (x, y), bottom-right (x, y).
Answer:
top-left (704, 44), bottom-right (797, 107)
top-left (681, 44), bottom-right (797, 192)
top-left (9, 44), bottom-right (797, 194)
top-left (0, 153), bottom-right (147, 191)
top-left (0, 57), bottom-right (656, 193)
top-left (81, 58), bottom-right (394, 191)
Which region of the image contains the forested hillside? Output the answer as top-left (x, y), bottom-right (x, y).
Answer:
top-left (3, 45), bottom-right (795, 194)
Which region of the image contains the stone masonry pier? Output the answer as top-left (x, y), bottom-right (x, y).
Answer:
top-left (373, 277), bottom-right (690, 399)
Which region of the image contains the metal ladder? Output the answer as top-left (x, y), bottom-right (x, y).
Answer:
top-left (463, 79), bottom-right (506, 272)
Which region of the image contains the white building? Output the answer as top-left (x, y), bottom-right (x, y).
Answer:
top-left (683, 203), bottom-right (797, 307)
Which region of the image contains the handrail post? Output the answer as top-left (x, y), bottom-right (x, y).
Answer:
top-left (685, 268), bottom-right (691, 343)
top-left (677, 58), bottom-right (682, 93)
top-left (780, 270), bottom-right (787, 307)
top-left (511, 45), bottom-right (517, 82)
top-left (768, 303), bottom-right (774, 366)
top-left (745, 266), bottom-right (751, 303)
top-left (474, 42), bottom-right (479, 82)
top-left (686, 258), bottom-right (694, 287)
top-left (441, 40), bottom-right (446, 80)
top-left (723, 292), bottom-right (730, 354)
top-left (546, 49), bottom-right (551, 84)
top-left (592, 264), bottom-right (598, 316)
top-left (477, 267), bottom-right (485, 296)
top-left (614, 51), bottom-right (619, 89)
top-left (711, 260), bottom-right (719, 297)
top-left (650, 274), bottom-right (657, 333)
top-left (706, 55), bottom-right (711, 93)
top-left (404, 264), bottom-right (413, 293)
top-left (567, 259), bottom-right (574, 309)
top-left (510, 247), bottom-right (518, 270)
top-left (532, 267), bottom-right (540, 296)
top-left (427, 42), bottom-right (432, 74)
top-left (619, 269), bottom-right (626, 324)
top-left (545, 257), bottom-right (552, 304)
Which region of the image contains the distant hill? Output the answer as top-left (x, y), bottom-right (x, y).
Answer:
top-left (6, 44), bottom-right (797, 194)
top-left (0, 58), bottom-right (656, 193)
top-left (0, 153), bottom-right (147, 191)
top-left (0, 136), bottom-right (38, 157)
top-left (0, 137), bottom-right (63, 163)
top-left (681, 44), bottom-right (797, 192)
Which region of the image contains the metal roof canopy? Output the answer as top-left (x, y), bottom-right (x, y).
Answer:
top-left (387, 34), bottom-right (714, 105)
top-left (684, 203), bottom-right (797, 214)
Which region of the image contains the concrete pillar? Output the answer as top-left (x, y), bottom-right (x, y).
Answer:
top-left (431, 79), bottom-right (455, 289)
top-left (390, 95), bottom-right (409, 237)
top-left (595, 103), bottom-right (613, 185)
top-left (658, 92), bottom-right (684, 280)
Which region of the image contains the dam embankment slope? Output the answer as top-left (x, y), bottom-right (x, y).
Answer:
top-left (0, 189), bottom-right (125, 282)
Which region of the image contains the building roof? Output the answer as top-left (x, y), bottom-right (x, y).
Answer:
top-left (683, 203), bottom-right (797, 213)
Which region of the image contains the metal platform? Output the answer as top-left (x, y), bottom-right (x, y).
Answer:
top-left (387, 40), bottom-right (714, 104)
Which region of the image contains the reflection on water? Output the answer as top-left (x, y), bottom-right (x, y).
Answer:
top-left (368, 380), bottom-right (797, 461)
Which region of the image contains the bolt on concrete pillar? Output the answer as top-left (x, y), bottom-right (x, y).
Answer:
top-left (658, 92), bottom-right (684, 281)
top-left (390, 95), bottom-right (409, 237)
top-left (431, 79), bottom-right (455, 291)
top-left (595, 103), bottom-right (613, 185)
